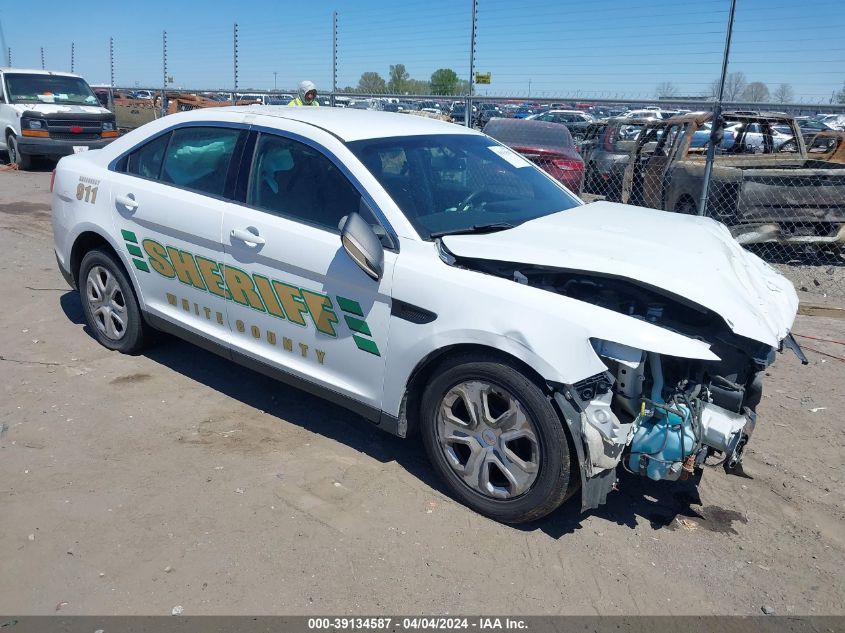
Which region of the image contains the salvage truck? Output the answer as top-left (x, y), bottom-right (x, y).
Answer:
top-left (51, 107), bottom-right (803, 523)
top-left (621, 112), bottom-right (845, 248)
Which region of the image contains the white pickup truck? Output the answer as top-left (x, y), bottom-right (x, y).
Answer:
top-left (1, 67), bottom-right (118, 169)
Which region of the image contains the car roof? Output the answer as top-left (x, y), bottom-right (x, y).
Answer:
top-left (214, 105), bottom-right (477, 142)
top-left (0, 67), bottom-right (83, 78)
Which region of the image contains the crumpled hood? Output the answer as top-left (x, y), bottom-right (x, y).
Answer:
top-left (8, 103), bottom-right (110, 116)
top-left (442, 201), bottom-right (798, 348)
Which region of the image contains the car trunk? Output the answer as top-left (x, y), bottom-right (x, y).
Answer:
top-left (512, 145), bottom-right (584, 192)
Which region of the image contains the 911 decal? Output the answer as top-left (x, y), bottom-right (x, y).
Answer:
top-left (125, 232), bottom-right (380, 356)
top-left (76, 176), bottom-right (101, 205)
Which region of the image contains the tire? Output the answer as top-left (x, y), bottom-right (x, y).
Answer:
top-left (7, 135), bottom-right (33, 170)
top-left (420, 354), bottom-right (573, 524)
top-left (78, 248), bottom-right (151, 353)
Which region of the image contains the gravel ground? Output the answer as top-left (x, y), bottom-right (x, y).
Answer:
top-left (0, 168), bottom-right (843, 616)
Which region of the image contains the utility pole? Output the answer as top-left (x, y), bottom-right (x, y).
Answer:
top-left (0, 18), bottom-right (8, 67)
top-left (699, 0), bottom-right (737, 216)
top-left (331, 11), bottom-right (338, 107)
top-left (233, 23), bottom-right (239, 102)
top-left (108, 37), bottom-right (115, 111)
top-left (465, 0), bottom-right (477, 128)
top-left (161, 30), bottom-right (168, 117)
top-left (70, 42), bottom-right (75, 73)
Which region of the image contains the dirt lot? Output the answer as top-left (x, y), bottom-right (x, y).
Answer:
top-left (1, 167), bottom-right (844, 616)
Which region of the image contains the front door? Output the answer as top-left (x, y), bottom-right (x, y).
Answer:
top-left (110, 125), bottom-right (246, 346)
top-left (221, 131), bottom-right (395, 411)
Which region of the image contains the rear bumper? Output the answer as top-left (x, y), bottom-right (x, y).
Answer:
top-left (55, 250), bottom-right (76, 289)
top-left (17, 136), bottom-right (114, 157)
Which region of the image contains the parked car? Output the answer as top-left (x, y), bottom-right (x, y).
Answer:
top-left (527, 110), bottom-right (594, 143)
top-left (1, 67), bottom-right (118, 169)
top-left (621, 109), bottom-right (663, 120)
top-left (51, 106), bottom-right (800, 523)
top-left (581, 117), bottom-right (651, 200)
top-left (474, 103), bottom-right (503, 127)
top-left (483, 117), bottom-right (584, 192)
top-left (621, 112), bottom-right (845, 246)
top-left (813, 114), bottom-right (845, 130)
top-left (449, 104), bottom-right (477, 123)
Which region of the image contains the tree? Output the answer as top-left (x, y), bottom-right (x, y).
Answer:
top-left (430, 68), bottom-right (460, 95)
top-left (772, 83), bottom-right (794, 104)
top-left (404, 78), bottom-right (431, 95)
top-left (358, 71), bottom-right (386, 94)
top-left (655, 81), bottom-right (678, 98)
top-left (708, 72), bottom-right (747, 101)
top-left (388, 64), bottom-right (409, 93)
top-left (833, 81), bottom-right (845, 104)
top-left (741, 81), bottom-right (769, 103)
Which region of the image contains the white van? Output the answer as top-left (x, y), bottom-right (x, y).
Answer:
top-left (1, 68), bottom-right (117, 169)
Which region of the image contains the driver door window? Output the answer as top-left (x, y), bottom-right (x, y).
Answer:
top-left (248, 133), bottom-right (361, 232)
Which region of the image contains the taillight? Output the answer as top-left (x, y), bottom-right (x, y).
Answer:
top-left (552, 158), bottom-right (583, 171)
top-left (50, 170), bottom-right (56, 193)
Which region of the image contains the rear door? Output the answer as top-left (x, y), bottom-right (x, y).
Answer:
top-left (221, 129), bottom-right (396, 411)
top-left (110, 124), bottom-right (247, 347)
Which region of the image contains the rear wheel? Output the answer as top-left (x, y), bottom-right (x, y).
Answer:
top-left (420, 354), bottom-right (573, 524)
top-left (7, 135), bottom-right (32, 170)
top-left (79, 249), bottom-right (151, 353)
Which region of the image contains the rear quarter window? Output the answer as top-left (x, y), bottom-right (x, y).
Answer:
top-left (126, 133), bottom-right (170, 180)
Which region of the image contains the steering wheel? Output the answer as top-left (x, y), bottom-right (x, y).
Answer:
top-left (454, 189), bottom-right (486, 213)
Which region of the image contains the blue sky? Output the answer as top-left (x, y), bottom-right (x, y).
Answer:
top-left (2, 0), bottom-right (843, 102)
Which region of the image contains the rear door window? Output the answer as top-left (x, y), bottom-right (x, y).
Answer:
top-left (160, 127), bottom-right (242, 197)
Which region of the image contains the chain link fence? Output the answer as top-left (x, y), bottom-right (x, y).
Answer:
top-left (4, 0), bottom-right (845, 299)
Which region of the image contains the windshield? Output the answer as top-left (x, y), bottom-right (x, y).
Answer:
top-left (347, 133), bottom-right (580, 240)
top-left (3, 73), bottom-right (98, 106)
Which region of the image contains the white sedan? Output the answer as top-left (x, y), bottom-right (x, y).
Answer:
top-left (51, 106), bottom-right (800, 523)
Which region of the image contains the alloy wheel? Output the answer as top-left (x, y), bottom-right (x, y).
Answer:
top-left (86, 265), bottom-right (128, 340)
top-left (436, 380), bottom-right (540, 499)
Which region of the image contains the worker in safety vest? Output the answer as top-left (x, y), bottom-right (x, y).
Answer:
top-left (288, 80), bottom-right (320, 106)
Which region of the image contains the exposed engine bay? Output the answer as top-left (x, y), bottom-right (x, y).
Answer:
top-left (453, 255), bottom-right (804, 509)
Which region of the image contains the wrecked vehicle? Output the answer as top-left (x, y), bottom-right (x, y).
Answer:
top-left (581, 117), bottom-right (651, 200)
top-left (807, 131), bottom-right (845, 164)
top-left (52, 107), bottom-right (801, 523)
top-left (622, 112), bottom-right (845, 248)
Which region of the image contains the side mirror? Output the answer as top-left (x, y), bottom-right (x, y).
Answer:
top-left (340, 212), bottom-right (384, 281)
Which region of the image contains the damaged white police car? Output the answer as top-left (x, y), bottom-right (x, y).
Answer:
top-left (51, 107), bottom-right (803, 523)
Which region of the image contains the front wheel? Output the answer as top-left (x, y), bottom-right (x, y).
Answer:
top-left (420, 354), bottom-right (574, 523)
top-left (7, 135), bottom-right (33, 170)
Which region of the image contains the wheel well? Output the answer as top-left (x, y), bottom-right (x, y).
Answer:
top-left (401, 343), bottom-right (551, 436)
top-left (70, 232), bottom-right (121, 286)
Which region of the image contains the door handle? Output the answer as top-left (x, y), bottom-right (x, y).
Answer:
top-left (230, 228), bottom-right (265, 246)
top-left (115, 194), bottom-right (139, 211)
